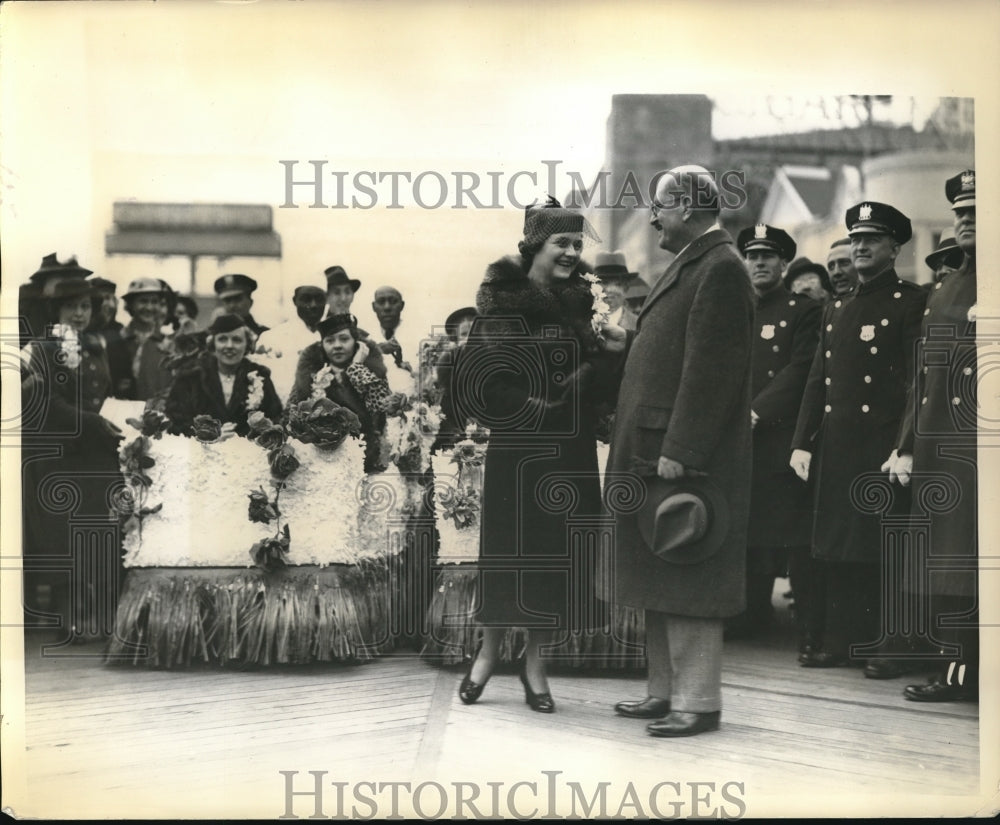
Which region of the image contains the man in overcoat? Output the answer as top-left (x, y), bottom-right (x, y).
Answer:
top-left (888, 171), bottom-right (979, 702)
top-left (728, 225), bottom-right (822, 649)
top-left (608, 165), bottom-right (754, 737)
top-left (791, 201), bottom-right (927, 679)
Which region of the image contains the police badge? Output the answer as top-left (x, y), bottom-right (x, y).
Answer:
top-left (859, 325), bottom-right (875, 342)
top-left (859, 204), bottom-right (873, 221)
top-left (761, 324), bottom-right (776, 340)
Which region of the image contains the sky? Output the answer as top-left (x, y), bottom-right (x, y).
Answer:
top-left (1, 0), bottom-right (996, 338)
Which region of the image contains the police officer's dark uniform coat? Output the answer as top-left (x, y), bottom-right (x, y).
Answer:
top-left (607, 229), bottom-right (754, 617)
top-left (792, 268), bottom-right (927, 562)
top-left (896, 260), bottom-right (977, 597)
top-left (749, 287), bottom-right (821, 546)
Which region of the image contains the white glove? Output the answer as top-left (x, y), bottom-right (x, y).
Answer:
top-left (882, 450), bottom-right (913, 486)
top-left (790, 449), bottom-right (811, 482)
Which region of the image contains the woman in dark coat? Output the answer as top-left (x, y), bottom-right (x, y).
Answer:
top-left (286, 313), bottom-right (391, 472)
top-left (165, 313), bottom-right (282, 437)
top-left (455, 199), bottom-right (624, 712)
top-left (21, 277), bottom-right (124, 636)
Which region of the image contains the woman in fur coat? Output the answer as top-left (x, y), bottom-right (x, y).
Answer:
top-left (455, 198), bottom-right (625, 713)
top-left (165, 313), bottom-right (282, 437)
top-left (286, 313), bottom-right (391, 472)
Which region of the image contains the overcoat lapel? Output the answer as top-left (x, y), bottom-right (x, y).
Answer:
top-left (638, 229), bottom-right (735, 324)
top-left (200, 362), bottom-right (228, 420)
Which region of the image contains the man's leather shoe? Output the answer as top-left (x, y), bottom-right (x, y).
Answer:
top-left (799, 650), bottom-right (849, 668)
top-left (614, 697), bottom-right (671, 719)
top-left (904, 676), bottom-right (978, 703)
top-left (647, 711), bottom-right (721, 738)
top-left (863, 658), bottom-right (915, 680)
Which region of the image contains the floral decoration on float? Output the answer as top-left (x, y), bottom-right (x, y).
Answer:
top-left (420, 422), bottom-right (646, 670)
top-left (107, 382), bottom-right (436, 668)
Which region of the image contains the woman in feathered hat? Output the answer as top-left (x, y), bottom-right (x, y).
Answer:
top-left (164, 313), bottom-right (282, 437)
top-left (20, 274), bottom-right (125, 637)
top-left (287, 313), bottom-right (391, 472)
top-left (453, 197), bottom-right (625, 713)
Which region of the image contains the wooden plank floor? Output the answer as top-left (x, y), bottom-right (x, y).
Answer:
top-left (9, 591), bottom-right (989, 820)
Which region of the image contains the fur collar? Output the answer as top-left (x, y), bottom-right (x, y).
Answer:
top-left (293, 340), bottom-right (386, 392)
top-left (477, 254), bottom-right (598, 348)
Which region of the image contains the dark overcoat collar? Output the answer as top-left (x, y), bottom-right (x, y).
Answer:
top-left (639, 229), bottom-right (735, 322)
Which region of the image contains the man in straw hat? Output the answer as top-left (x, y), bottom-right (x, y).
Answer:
top-left (791, 200), bottom-right (927, 679)
top-left (607, 165), bottom-right (754, 737)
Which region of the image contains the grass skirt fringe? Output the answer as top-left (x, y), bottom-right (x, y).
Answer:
top-left (420, 564), bottom-right (647, 670)
top-left (106, 561), bottom-right (396, 668)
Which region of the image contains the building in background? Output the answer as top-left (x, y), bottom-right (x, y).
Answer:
top-left (575, 95), bottom-right (974, 288)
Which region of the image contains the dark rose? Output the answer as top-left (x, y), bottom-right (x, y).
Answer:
top-left (247, 488), bottom-right (278, 524)
top-left (254, 426), bottom-right (286, 451)
top-left (450, 442), bottom-right (485, 469)
top-left (247, 411), bottom-right (271, 433)
top-left (120, 436), bottom-right (156, 484)
top-left (192, 415), bottom-right (223, 443)
top-left (381, 392), bottom-right (412, 416)
top-left (125, 408), bottom-right (171, 439)
top-left (249, 525), bottom-right (291, 571)
top-left (287, 397), bottom-right (362, 451)
top-left (268, 444), bottom-right (301, 479)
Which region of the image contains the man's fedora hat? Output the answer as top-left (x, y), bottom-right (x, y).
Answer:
top-left (925, 235), bottom-right (963, 270)
top-left (593, 250), bottom-right (636, 281)
top-left (637, 473), bottom-right (730, 565)
top-left (783, 256), bottom-right (832, 293)
top-left (444, 306), bottom-right (478, 339)
top-left (324, 265), bottom-right (361, 292)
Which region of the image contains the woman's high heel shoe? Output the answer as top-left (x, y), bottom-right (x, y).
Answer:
top-left (517, 656), bottom-right (555, 713)
top-left (459, 658), bottom-right (492, 705)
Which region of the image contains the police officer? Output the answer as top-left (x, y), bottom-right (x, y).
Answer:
top-left (213, 274), bottom-right (268, 336)
top-left (729, 225), bottom-right (822, 648)
top-left (889, 171), bottom-right (978, 702)
top-left (791, 202), bottom-right (927, 679)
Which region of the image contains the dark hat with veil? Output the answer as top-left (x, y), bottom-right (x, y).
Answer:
top-left (518, 196), bottom-right (600, 255)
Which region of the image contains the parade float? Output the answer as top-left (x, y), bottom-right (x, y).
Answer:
top-left (420, 433), bottom-right (646, 669)
top-left (105, 353), bottom-right (437, 668)
top-left (105, 327), bottom-right (646, 670)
